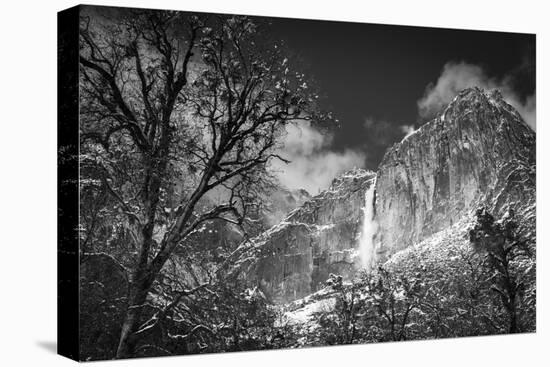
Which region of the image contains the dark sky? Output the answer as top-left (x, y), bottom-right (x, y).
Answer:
top-left (263, 16), bottom-right (535, 169)
top-left (85, 5), bottom-right (535, 190)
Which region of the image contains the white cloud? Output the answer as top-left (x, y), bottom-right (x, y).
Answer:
top-left (417, 61), bottom-right (536, 130)
top-left (280, 121), bottom-right (327, 157)
top-left (271, 122), bottom-right (366, 195)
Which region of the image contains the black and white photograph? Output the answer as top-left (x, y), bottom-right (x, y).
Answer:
top-left (55, 4), bottom-right (539, 361)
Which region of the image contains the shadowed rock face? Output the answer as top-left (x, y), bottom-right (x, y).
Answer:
top-left (235, 169), bottom-right (376, 304)
top-left (374, 87), bottom-right (535, 261)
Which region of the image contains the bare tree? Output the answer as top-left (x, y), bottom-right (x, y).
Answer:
top-left (364, 267), bottom-right (423, 341)
top-left (78, 9), bottom-right (322, 358)
top-left (318, 274), bottom-right (365, 345)
top-left (469, 208), bottom-right (532, 334)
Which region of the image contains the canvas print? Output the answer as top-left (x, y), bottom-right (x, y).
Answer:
top-left (57, 4), bottom-right (536, 361)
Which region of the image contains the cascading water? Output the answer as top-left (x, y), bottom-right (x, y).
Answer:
top-left (359, 180), bottom-right (378, 270)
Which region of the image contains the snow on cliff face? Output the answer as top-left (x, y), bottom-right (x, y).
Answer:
top-left (234, 169), bottom-right (376, 304)
top-left (373, 87), bottom-right (535, 263)
top-left (233, 87), bottom-right (535, 305)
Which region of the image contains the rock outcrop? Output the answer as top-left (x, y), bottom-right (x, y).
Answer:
top-left (234, 169), bottom-right (375, 303)
top-left (262, 187), bottom-right (312, 227)
top-left (174, 186), bottom-right (312, 286)
top-left (234, 87), bottom-right (535, 305)
top-left (373, 87), bottom-right (535, 262)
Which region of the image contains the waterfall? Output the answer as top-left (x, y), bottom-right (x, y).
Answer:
top-left (359, 180), bottom-right (378, 270)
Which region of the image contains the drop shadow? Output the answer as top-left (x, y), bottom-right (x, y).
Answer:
top-left (36, 340), bottom-right (57, 354)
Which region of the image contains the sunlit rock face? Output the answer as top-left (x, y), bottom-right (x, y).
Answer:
top-left (262, 187), bottom-right (312, 227)
top-left (235, 169), bottom-right (376, 304)
top-left (170, 186), bottom-right (312, 287)
top-left (374, 87), bottom-right (535, 262)
top-left (234, 87), bottom-right (535, 305)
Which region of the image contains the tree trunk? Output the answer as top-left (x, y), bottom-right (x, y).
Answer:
top-left (508, 298), bottom-right (518, 333)
top-left (509, 311), bottom-right (518, 333)
top-left (503, 258), bottom-right (519, 334)
top-left (115, 277), bottom-right (151, 358)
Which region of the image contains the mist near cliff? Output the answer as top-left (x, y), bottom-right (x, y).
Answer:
top-left (270, 122), bottom-right (365, 195)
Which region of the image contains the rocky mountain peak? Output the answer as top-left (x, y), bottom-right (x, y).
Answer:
top-left (374, 87), bottom-right (535, 262)
top-left (233, 88), bottom-right (535, 305)
top-left (443, 87), bottom-right (528, 128)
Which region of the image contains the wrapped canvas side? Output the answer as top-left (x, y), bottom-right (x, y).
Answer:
top-left (57, 5), bottom-right (80, 361)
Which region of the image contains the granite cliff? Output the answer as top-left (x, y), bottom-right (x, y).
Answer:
top-left (233, 169), bottom-right (375, 303)
top-left (235, 87), bottom-right (535, 304)
top-left (373, 87), bottom-right (535, 263)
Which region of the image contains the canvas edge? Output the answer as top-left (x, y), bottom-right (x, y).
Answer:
top-left (57, 4), bottom-right (81, 362)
